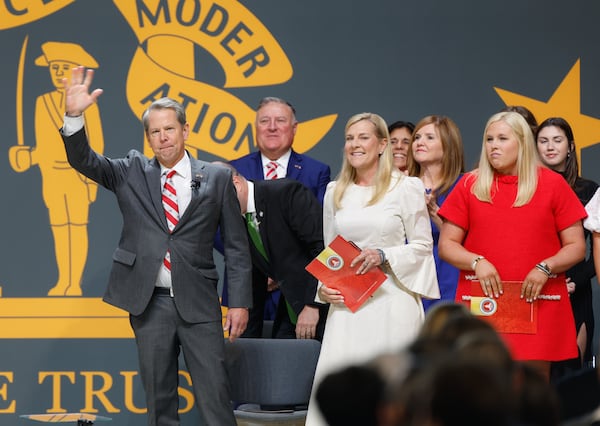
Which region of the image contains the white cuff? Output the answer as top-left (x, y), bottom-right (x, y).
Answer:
top-left (62, 114), bottom-right (85, 136)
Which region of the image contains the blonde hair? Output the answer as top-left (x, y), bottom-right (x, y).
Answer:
top-left (472, 111), bottom-right (539, 206)
top-left (333, 113), bottom-right (394, 209)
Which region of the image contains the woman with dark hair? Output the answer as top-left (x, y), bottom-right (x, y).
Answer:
top-left (408, 115), bottom-right (465, 311)
top-left (387, 120), bottom-right (414, 173)
top-left (536, 117), bottom-right (598, 368)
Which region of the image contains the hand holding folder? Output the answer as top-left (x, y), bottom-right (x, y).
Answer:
top-left (305, 235), bottom-right (387, 313)
top-left (468, 280), bottom-right (538, 334)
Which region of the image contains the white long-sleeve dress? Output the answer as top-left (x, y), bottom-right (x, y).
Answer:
top-left (306, 173), bottom-right (439, 426)
top-left (584, 188), bottom-right (600, 232)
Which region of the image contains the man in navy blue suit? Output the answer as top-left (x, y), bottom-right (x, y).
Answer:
top-left (228, 97), bottom-right (331, 335)
top-left (230, 97), bottom-right (331, 204)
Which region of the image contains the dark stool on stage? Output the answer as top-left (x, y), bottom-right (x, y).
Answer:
top-left (224, 338), bottom-right (321, 425)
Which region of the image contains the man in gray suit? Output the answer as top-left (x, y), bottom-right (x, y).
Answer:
top-left (60, 66), bottom-right (252, 425)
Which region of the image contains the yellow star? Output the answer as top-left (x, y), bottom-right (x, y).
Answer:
top-left (495, 59), bottom-right (600, 173)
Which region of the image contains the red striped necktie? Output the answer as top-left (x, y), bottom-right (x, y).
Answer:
top-left (265, 161), bottom-right (278, 180)
top-left (162, 170), bottom-right (179, 270)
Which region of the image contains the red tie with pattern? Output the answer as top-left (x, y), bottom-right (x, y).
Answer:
top-left (265, 161), bottom-right (278, 180)
top-left (162, 170), bottom-right (179, 270)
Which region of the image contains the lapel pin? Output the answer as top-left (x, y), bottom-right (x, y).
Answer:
top-left (191, 173), bottom-right (203, 190)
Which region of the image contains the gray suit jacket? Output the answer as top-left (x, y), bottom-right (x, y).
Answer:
top-left (62, 128), bottom-right (252, 323)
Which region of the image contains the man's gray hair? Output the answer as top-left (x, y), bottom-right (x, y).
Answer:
top-left (256, 97), bottom-right (297, 122)
top-left (141, 97), bottom-right (186, 132)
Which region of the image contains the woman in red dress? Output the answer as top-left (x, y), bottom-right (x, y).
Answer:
top-left (438, 111), bottom-right (587, 381)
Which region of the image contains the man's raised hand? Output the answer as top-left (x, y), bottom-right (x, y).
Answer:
top-left (62, 66), bottom-right (103, 117)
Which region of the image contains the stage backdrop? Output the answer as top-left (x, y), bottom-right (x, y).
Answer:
top-left (2, 1), bottom-right (600, 424)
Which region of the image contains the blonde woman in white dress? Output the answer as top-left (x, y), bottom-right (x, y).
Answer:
top-left (306, 112), bottom-right (439, 426)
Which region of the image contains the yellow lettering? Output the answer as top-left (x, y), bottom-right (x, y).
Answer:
top-left (120, 371), bottom-right (146, 414)
top-left (38, 371), bottom-right (75, 413)
top-left (0, 372), bottom-right (16, 413)
top-left (80, 371), bottom-right (120, 413)
top-left (30, 370), bottom-right (203, 416)
top-left (178, 371), bottom-right (194, 414)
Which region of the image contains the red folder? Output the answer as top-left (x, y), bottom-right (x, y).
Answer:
top-left (305, 235), bottom-right (387, 313)
top-left (468, 280), bottom-right (537, 334)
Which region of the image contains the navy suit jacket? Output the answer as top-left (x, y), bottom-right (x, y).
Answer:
top-left (229, 150), bottom-right (331, 204)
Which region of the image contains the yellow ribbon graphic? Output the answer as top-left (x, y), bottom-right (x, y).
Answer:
top-left (0, 0), bottom-right (73, 30)
top-left (114, 0), bottom-right (337, 159)
top-left (114, 0), bottom-right (292, 87)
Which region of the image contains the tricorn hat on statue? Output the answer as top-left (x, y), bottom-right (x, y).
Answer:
top-left (34, 41), bottom-right (98, 68)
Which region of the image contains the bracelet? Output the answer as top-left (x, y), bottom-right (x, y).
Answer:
top-left (376, 248), bottom-right (386, 265)
top-left (535, 262), bottom-right (552, 277)
top-left (471, 255), bottom-right (485, 271)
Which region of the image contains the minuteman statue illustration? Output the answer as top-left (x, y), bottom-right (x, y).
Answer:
top-left (9, 40), bottom-right (104, 296)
